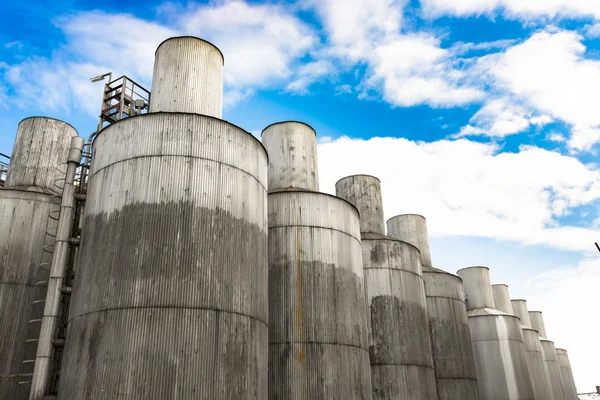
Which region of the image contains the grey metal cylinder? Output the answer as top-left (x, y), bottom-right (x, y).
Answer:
top-left (150, 36), bottom-right (224, 117)
top-left (335, 175), bottom-right (384, 234)
top-left (268, 191), bottom-right (372, 399)
top-left (556, 349), bottom-right (578, 399)
top-left (261, 121), bottom-right (319, 192)
top-left (456, 267), bottom-right (495, 311)
top-left (529, 311), bottom-right (549, 339)
top-left (540, 340), bottom-right (567, 400)
top-left (492, 284), bottom-right (513, 314)
top-left (0, 189), bottom-right (56, 400)
top-left (522, 328), bottom-right (554, 400)
top-left (386, 214), bottom-right (432, 267)
top-left (5, 117), bottom-right (77, 193)
top-left (511, 300), bottom-right (532, 328)
top-left (58, 113), bottom-right (268, 399)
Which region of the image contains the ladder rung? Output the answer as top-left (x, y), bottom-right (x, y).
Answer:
top-left (22, 360), bottom-right (35, 364)
top-left (36, 281), bottom-right (48, 287)
top-left (33, 299), bottom-right (46, 305)
top-left (28, 319), bottom-right (42, 324)
top-left (25, 339), bottom-right (38, 344)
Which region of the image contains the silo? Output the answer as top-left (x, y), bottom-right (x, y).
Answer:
top-left (530, 311), bottom-right (567, 400)
top-left (457, 267), bottom-right (534, 400)
top-left (58, 36), bottom-right (269, 399)
top-left (386, 215), bottom-right (478, 400)
top-left (555, 349), bottom-right (578, 399)
top-left (0, 117), bottom-right (77, 400)
top-left (491, 284), bottom-right (513, 314)
top-left (336, 176), bottom-right (438, 400)
top-left (265, 124), bottom-right (372, 400)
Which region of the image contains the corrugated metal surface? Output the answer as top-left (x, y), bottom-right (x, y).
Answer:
top-left (261, 122), bottom-right (319, 192)
top-left (268, 191), bottom-right (372, 400)
top-left (150, 37), bottom-right (224, 118)
top-left (529, 311), bottom-right (549, 340)
top-left (0, 189), bottom-right (55, 400)
top-left (511, 300), bottom-right (532, 328)
top-left (522, 328), bottom-right (554, 400)
top-left (457, 267), bottom-right (496, 310)
top-left (386, 215), bottom-right (432, 267)
top-left (58, 113), bottom-right (268, 399)
top-left (541, 340), bottom-right (567, 400)
top-left (5, 117), bottom-right (77, 193)
top-left (492, 284), bottom-right (513, 314)
top-left (335, 176), bottom-right (384, 235)
top-left (556, 349), bottom-right (578, 400)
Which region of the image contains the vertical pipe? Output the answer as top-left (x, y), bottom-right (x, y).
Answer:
top-left (29, 136), bottom-right (83, 399)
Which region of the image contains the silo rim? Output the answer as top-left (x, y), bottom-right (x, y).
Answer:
top-left (261, 121), bottom-right (317, 137)
top-left (492, 283), bottom-right (509, 287)
top-left (334, 174), bottom-right (381, 186)
top-left (522, 327), bottom-right (538, 332)
top-left (540, 338), bottom-right (554, 343)
top-left (511, 298), bottom-right (527, 302)
top-left (529, 310), bottom-right (543, 314)
top-left (268, 188), bottom-right (360, 215)
top-left (555, 348), bottom-right (567, 352)
top-left (385, 213), bottom-right (426, 224)
top-left (423, 265), bottom-right (460, 278)
top-left (93, 112), bottom-right (268, 161)
top-left (361, 232), bottom-right (423, 253)
top-left (18, 116), bottom-right (78, 134)
top-left (155, 36), bottom-right (225, 65)
top-left (456, 266), bottom-right (490, 273)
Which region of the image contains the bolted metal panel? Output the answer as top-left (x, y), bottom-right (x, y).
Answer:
top-left (492, 284), bottom-right (514, 314)
top-left (522, 328), bottom-right (554, 400)
top-left (540, 340), bottom-right (567, 400)
top-left (261, 121), bottom-right (319, 192)
top-left (335, 175), bottom-right (385, 235)
top-left (268, 191), bottom-right (372, 400)
top-left (0, 189), bottom-right (55, 400)
top-left (5, 117), bottom-right (77, 193)
top-left (556, 349), bottom-right (578, 400)
top-left (511, 300), bottom-right (532, 328)
top-left (529, 311), bottom-right (549, 339)
top-left (456, 267), bottom-right (495, 311)
top-left (150, 37), bottom-right (224, 117)
top-left (386, 214), bottom-right (432, 267)
top-left (58, 113), bottom-right (268, 399)
top-left (361, 233), bottom-right (437, 399)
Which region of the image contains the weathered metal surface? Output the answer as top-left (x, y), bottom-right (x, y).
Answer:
top-left (58, 113), bottom-right (268, 399)
top-left (261, 121), bottom-right (319, 192)
top-left (335, 175), bottom-right (384, 234)
top-left (540, 340), bottom-right (566, 400)
top-left (511, 300), bottom-right (533, 328)
top-left (529, 311), bottom-right (549, 339)
top-left (150, 37), bottom-right (224, 117)
top-left (522, 328), bottom-right (554, 400)
top-left (458, 267), bottom-right (534, 400)
top-left (492, 284), bottom-right (513, 314)
top-left (556, 349), bottom-right (578, 399)
top-left (0, 189), bottom-right (55, 400)
top-left (5, 117), bottom-right (77, 193)
top-left (386, 214), bottom-right (432, 267)
top-left (268, 191), bottom-right (372, 400)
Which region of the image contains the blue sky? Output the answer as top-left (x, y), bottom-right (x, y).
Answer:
top-left (1, 0), bottom-right (599, 392)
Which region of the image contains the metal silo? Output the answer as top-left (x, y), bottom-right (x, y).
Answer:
top-left (58, 36), bottom-right (269, 399)
top-left (491, 284), bottom-right (513, 314)
top-left (336, 176), bottom-right (438, 400)
top-left (0, 117), bottom-right (77, 400)
top-left (265, 123), bottom-right (372, 400)
top-left (457, 267), bottom-right (534, 400)
top-left (386, 215), bottom-right (478, 400)
top-left (555, 349), bottom-right (578, 399)
top-left (530, 311), bottom-right (567, 400)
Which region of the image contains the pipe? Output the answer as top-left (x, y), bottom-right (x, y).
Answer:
top-left (29, 136), bottom-right (84, 399)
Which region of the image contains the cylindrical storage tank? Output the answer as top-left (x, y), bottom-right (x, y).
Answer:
top-left (492, 284), bottom-right (513, 314)
top-left (5, 117), bottom-right (77, 193)
top-left (540, 340), bottom-right (566, 400)
top-left (261, 121), bottom-right (319, 192)
top-left (0, 189), bottom-right (56, 400)
top-left (150, 37), bottom-right (224, 117)
top-left (522, 328), bottom-right (554, 400)
top-left (529, 311), bottom-right (549, 340)
top-left (387, 214), bottom-right (432, 266)
top-left (556, 349), bottom-right (578, 399)
top-left (58, 113), bottom-right (268, 399)
top-left (511, 300), bottom-right (532, 328)
top-left (335, 175), bottom-right (384, 234)
top-left (457, 267), bottom-right (534, 400)
top-left (268, 191), bottom-right (372, 399)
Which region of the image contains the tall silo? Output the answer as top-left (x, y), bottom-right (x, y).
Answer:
top-left (555, 349), bottom-right (578, 399)
top-left (491, 284), bottom-right (513, 314)
top-left (511, 299), bottom-right (554, 400)
top-left (386, 215), bottom-right (478, 400)
top-left (336, 176), bottom-right (438, 400)
top-left (0, 117), bottom-right (77, 400)
top-left (264, 123), bottom-right (372, 400)
top-left (457, 267), bottom-right (534, 400)
top-left (58, 37), bottom-right (269, 399)
top-left (530, 311), bottom-right (567, 400)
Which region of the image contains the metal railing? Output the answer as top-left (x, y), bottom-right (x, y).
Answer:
top-left (0, 152), bottom-right (10, 186)
top-left (98, 75), bottom-right (150, 131)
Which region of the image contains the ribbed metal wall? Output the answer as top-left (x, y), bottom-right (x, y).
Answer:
top-left (5, 117), bottom-right (77, 193)
top-left (540, 340), bottom-right (567, 400)
top-left (335, 175), bottom-right (384, 234)
top-left (387, 215), bottom-right (432, 266)
top-left (268, 191), bottom-right (372, 400)
top-left (150, 37), bottom-right (224, 118)
top-left (58, 113), bottom-right (268, 399)
top-left (522, 328), bottom-right (554, 400)
top-left (0, 190), bottom-right (55, 400)
top-left (491, 284), bottom-right (513, 314)
top-left (556, 349), bottom-right (578, 399)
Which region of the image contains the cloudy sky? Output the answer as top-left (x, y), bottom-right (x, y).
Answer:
top-left (1, 0), bottom-right (599, 392)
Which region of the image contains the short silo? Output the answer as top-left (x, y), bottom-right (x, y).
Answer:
top-left (336, 176), bottom-right (438, 400)
top-left (58, 37), bottom-right (269, 399)
top-left (457, 267), bottom-right (534, 400)
top-left (386, 215), bottom-right (478, 400)
top-left (555, 349), bottom-right (578, 399)
top-left (530, 311), bottom-right (567, 400)
top-left (264, 123), bottom-right (372, 400)
top-left (491, 284), bottom-right (513, 314)
top-left (0, 117), bottom-right (77, 400)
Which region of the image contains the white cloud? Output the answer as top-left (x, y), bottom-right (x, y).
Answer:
top-left (286, 60), bottom-right (335, 94)
top-left (318, 136), bottom-right (600, 252)
top-left (548, 132), bottom-right (567, 143)
top-left (584, 22), bottom-right (600, 38)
